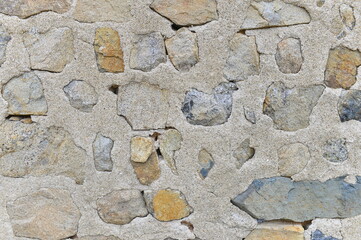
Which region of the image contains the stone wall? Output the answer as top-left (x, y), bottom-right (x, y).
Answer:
top-left (0, 0), bottom-right (360, 239)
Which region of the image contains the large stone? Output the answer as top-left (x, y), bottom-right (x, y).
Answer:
top-left (131, 152), bottom-right (161, 185)
top-left (232, 176), bottom-right (361, 222)
top-left (245, 221), bottom-right (304, 240)
top-left (323, 138), bottom-right (348, 163)
top-left (131, 136), bottom-right (154, 163)
top-left (241, 0), bottom-right (311, 30)
top-left (263, 82), bottom-right (325, 131)
top-left (7, 188), bottom-right (80, 239)
top-left (338, 90), bottom-right (361, 122)
top-left (159, 129), bottom-right (182, 174)
top-left (2, 72), bottom-right (48, 116)
top-left (233, 139), bottom-right (255, 169)
top-left (93, 133), bottom-right (114, 172)
top-left (97, 190), bottom-right (148, 225)
top-left (324, 46), bottom-right (361, 89)
top-left (311, 230), bottom-right (340, 240)
top-left (24, 27), bottom-right (74, 73)
top-left (0, 25), bottom-right (11, 66)
top-left (76, 236), bottom-right (122, 240)
top-left (223, 34), bottom-right (260, 81)
top-left (181, 82), bottom-right (238, 126)
top-left (0, 0), bottom-right (71, 18)
top-left (275, 38), bottom-right (303, 74)
top-left (198, 149), bottom-right (214, 179)
top-left (94, 28), bottom-right (124, 73)
top-left (64, 80), bottom-right (99, 113)
top-left (150, 0), bottom-right (218, 26)
top-left (277, 143), bottom-right (310, 176)
top-left (340, 4), bottom-right (355, 31)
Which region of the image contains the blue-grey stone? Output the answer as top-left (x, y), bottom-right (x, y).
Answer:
top-left (0, 25), bottom-right (11, 66)
top-left (311, 230), bottom-right (340, 240)
top-left (338, 90), bottom-right (361, 122)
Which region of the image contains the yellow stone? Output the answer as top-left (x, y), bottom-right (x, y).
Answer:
top-left (131, 136), bottom-right (154, 163)
top-left (245, 221), bottom-right (304, 240)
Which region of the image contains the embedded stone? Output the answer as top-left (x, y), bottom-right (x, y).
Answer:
top-left (263, 82), bottom-right (325, 131)
top-left (0, 25), bottom-right (11, 66)
top-left (245, 221), bottom-right (304, 240)
top-left (181, 82), bottom-right (238, 126)
top-left (2, 72), bottom-right (47, 115)
top-left (76, 236), bottom-right (122, 240)
top-left (159, 129), bottom-right (182, 174)
top-left (338, 90), bottom-right (361, 122)
top-left (275, 38), bottom-right (303, 74)
top-left (129, 32), bottom-right (166, 72)
top-left (244, 107), bottom-right (257, 124)
top-left (94, 28), bottom-right (124, 73)
top-left (97, 190), bottom-right (148, 225)
top-left (340, 4), bottom-right (355, 31)
top-left (64, 80), bottom-right (99, 113)
top-left (7, 188), bottom-right (80, 239)
top-left (241, 0), bottom-right (311, 30)
top-left (150, 0), bottom-right (218, 26)
top-left (233, 139), bottom-right (255, 169)
top-left (93, 133), bottom-right (114, 172)
top-left (165, 28), bottom-right (199, 71)
top-left (131, 136), bottom-right (154, 163)
top-left (311, 230), bottom-right (340, 240)
top-left (224, 34), bottom-right (260, 81)
top-left (198, 149), bottom-right (214, 179)
top-left (277, 143), bottom-right (310, 176)
top-left (131, 152), bottom-right (161, 185)
top-left (323, 138), bottom-right (348, 163)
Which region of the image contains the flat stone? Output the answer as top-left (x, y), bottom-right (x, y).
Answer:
top-left (181, 82), bottom-right (238, 126)
top-left (0, 25), bottom-right (11, 66)
top-left (7, 188), bottom-right (80, 239)
top-left (130, 32), bottom-right (166, 72)
top-left (233, 139), bottom-right (255, 169)
top-left (76, 236), bottom-right (122, 240)
top-left (241, 0), bottom-right (311, 30)
top-left (94, 28), bottom-right (124, 73)
top-left (244, 107), bottom-right (257, 124)
top-left (198, 149), bottom-right (214, 179)
top-left (323, 138), bottom-right (348, 163)
top-left (263, 82), bottom-right (325, 131)
top-left (275, 38), bottom-right (303, 74)
top-left (224, 34), bottom-right (260, 81)
top-left (324, 46), bottom-right (361, 89)
top-left (165, 28), bottom-right (199, 71)
top-left (131, 136), bottom-right (154, 163)
top-left (93, 133), bottom-right (114, 172)
top-left (0, 0), bottom-right (71, 18)
top-left (232, 176), bottom-right (361, 222)
top-left (64, 80), bottom-right (99, 113)
top-left (277, 143), bottom-right (310, 176)
top-left (117, 82), bottom-right (170, 130)
top-left (131, 152), bottom-right (161, 185)
top-left (340, 4), bottom-right (355, 31)
top-left (311, 230), bottom-right (340, 240)
top-left (24, 27), bottom-right (74, 73)
top-left (159, 129), bottom-right (182, 174)
top-left (2, 72), bottom-right (48, 115)
top-left (97, 190), bottom-right (148, 225)
top-left (245, 221), bottom-right (304, 240)
top-left (150, 0), bottom-right (218, 26)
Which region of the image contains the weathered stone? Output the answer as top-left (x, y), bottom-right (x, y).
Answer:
top-left (76, 236), bottom-right (122, 240)
top-left (97, 190), bottom-right (148, 225)
top-left (224, 34), bottom-right (260, 81)
top-left (93, 133), bottom-right (114, 172)
top-left (159, 129), bottom-right (182, 174)
top-left (94, 28), bottom-right (124, 73)
top-left (24, 27), bottom-right (74, 73)
top-left (241, 0), bottom-right (311, 30)
top-left (244, 107), bottom-right (257, 124)
top-left (0, 0), bottom-right (71, 18)
top-left (0, 25), bottom-right (11, 66)
top-left (323, 138), bottom-right (348, 163)
top-left (311, 230), bottom-right (340, 240)
top-left (232, 176), bottom-right (361, 222)
top-left (324, 46), bottom-right (361, 89)
top-left (275, 38), bottom-right (303, 74)
top-left (129, 32), bottom-right (166, 72)
top-left (277, 143), bottom-right (310, 176)
top-left (338, 90), bottom-right (361, 122)
top-left (165, 28), bottom-right (199, 71)
top-left (198, 149), bottom-right (214, 179)
top-left (74, 0), bottom-right (131, 23)
top-left (181, 82), bottom-right (238, 126)
top-left (233, 139), bottom-right (255, 169)
top-left (131, 152), bottom-right (161, 185)
top-left (64, 80), bottom-right (99, 113)
top-left (150, 0), bottom-right (218, 26)
top-left (7, 188), bottom-right (80, 239)
top-left (144, 189), bottom-right (193, 221)
top-left (340, 4), bottom-right (355, 31)
top-left (117, 82), bottom-right (170, 130)
top-left (2, 72), bottom-right (47, 115)
top-left (245, 221), bottom-right (304, 240)
top-left (263, 82), bottom-right (325, 131)
top-left (317, 0), bottom-right (325, 7)
top-left (131, 136), bottom-right (154, 163)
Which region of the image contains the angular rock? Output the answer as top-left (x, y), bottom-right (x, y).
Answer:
top-left (159, 129), bottom-right (182, 174)
top-left (94, 28), bottom-right (124, 73)
top-left (0, 0), bottom-right (71, 18)
top-left (181, 82), bottom-right (238, 126)
top-left (150, 0), bottom-right (218, 26)
top-left (165, 28), bottom-right (199, 71)
top-left (277, 143), bottom-right (310, 176)
top-left (324, 46), bottom-right (361, 89)
top-left (129, 32), bottom-right (166, 72)
top-left (340, 4), bottom-right (355, 31)
top-left (131, 152), bottom-right (161, 185)
top-left (97, 190), bottom-right (148, 225)
top-left (241, 0), bottom-right (311, 30)
top-left (263, 82), bottom-right (325, 131)
top-left (323, 138), bottom-right (348, 163)
top-left (76, 236), bottom-right (122, 240)
top-left (2, 72), bottom-right (47, 115)
top-left (232, 176), bottom-right (361, 222)
top-left (338, 90), bottom-right (361, 122)
top-left (131, 136), bottom-right (154, 163)
top-left (275, 38), bottom-right (303, 74)
top-left (93, 133), bottom-right (114, 172)
top-left (198, 149), bottom-right (214, 179)
top-left (244, 107), bottom-right (257, 124)
top-left (245, 221), bottom-right (304, 240)
top-left (0, 25), bottom-right (11, 66)
top-left (144, 189), bottom-right (193, 221)
top-left (7, 188), bottom-right (80, 239)
top-left (24, 27), bottom-right (74, 72)
top-left (311, 230), bottom-right (340, 240)
top-left (233, 139), bottom-right (255, 169)
top-left (64, 80), bottom-right (98, 113)
top-left (224, 34), bottom-right (260, 81)
top-left (117, 82), bottom-right (170, 130)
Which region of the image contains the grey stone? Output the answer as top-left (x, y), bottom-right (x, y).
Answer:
top-left (0, 25), bottom-right (11, 66)
top-left (275, 38), bottom-right (303, 74)
top-left (323, 138), bottom-right (348, 163)
top-left (263, 82), bottom-right (325, 131)
top-left (232, 176), bottom-right (361, 222)
top-left (244, 107), bottom-right (257, 124)
top-left (277, 143), bottom-right (310, 176)
top-left (181, 82), bottom-right (238, 126)
top-left (159, 129), bottom-right (182, 174)
top-left (233, 139), bottom-right (255, 169)
top-left (311, 230), bottom-right (340, 240)
top-left (93, 133), bottom-right (114, 172)
top-left (340, 4), bottom-right (355, 31)
top-left (64, 80), bottom-right (98, 113)
top-left (129, 32), bottom-right (166, 72)
top-left (198, 149), bottom-right (214, 179)
top-left (338, 90), bottom-right (361, 122)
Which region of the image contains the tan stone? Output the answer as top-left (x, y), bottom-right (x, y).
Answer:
top-left (94, 28), bottom-right (124, 73)
top-left (131, 136), bottom-right (154, 163)
top-left (277, 143), bottom-right (310, 177)
top-left (245, 221), bottom-right (304, 240)
top-left (159, 129), bottom-right (182, 174)
top-left (131, 152), bottom-right (161, 185)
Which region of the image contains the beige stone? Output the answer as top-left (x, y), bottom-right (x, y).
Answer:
top-left (159, 129), bottom-right (182, 174)
top-left (131, 136), bottom-right (154, 163)
top-left (131, 152), bottom-right (161, 185)
top-left (245, 221), bottom-right (304, 240)
top-left (76, 236), bottom-right (122, 240)
top-left (277, 143), bottom-right (310, 177)
top-left (275, 38), bottom-right (303, 74)
top-left (340, 4), bottom-right (355, 31)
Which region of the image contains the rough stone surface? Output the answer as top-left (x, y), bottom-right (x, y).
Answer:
top-left (323, 138), bottom-right (348, 163)
top-left (263, 82), bottom-right (325, 131)
top-left (131, 136), bottom-right (154, 163)
top-left (338, 90), bottom-right (361, 122)
top-left (244, 108), bottom-right (257, 124)
top-left (277, 143), bottom-right (310, 176)
top-left (7, 188), bottom-right (80, 239)
top-left (131, 152), bottom-right (161, 185)
top-left (76, 236), bottom-right (122, 240)
top-left (198, 149), bottom-right (214, 179)
top-left (97, 190), bottom-right (148, 225)
top-left (64, 80), bottom-right (99, 113)
top-left (233, 139), bottom-right (255, 169)
top-left (275, 38), bottom-right (303, 74)
top-left (339, 4), bottom-right (355, 31)
top-left (245, 221), bottom-right (304, 240)
top-left (0, 25), bottom-right (11, 66)
top-left (159, 129), bottom-right (182, 174)
top-left (93, 133), bottom-right (114, 172)
top-left (311, 230), bottom-right (340, 240)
